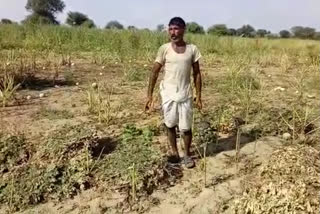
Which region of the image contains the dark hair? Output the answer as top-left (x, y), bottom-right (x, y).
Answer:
top-left (168, 17), bottom-right (186, 28)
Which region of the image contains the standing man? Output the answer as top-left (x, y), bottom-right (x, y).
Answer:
top-left (145, 17), bottom-right (202, 168)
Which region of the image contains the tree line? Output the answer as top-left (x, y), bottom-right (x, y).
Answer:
top-left (183, 23), bottom-right (320, 40)
top-left (1, 0), bottom-right (319, 40)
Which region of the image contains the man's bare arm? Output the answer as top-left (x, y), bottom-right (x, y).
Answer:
top-left (147, 62), bottom-right (162, 98)
top-left (192, 61), bottom-right (202, 99)
top-left (145, 62), bottom-right (162, 110)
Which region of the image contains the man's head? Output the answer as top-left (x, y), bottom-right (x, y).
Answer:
top-left (168, 17), bottom-right (186, 43)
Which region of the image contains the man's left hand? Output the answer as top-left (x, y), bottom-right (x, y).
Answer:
top-left (195, 98), bottom-right (202, 110)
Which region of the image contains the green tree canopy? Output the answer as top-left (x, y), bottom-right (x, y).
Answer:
top-left (0, 19), bottom-right (14, 24)
top-left (127, 25), bottom-right (137, 30)
top-left (237, 25), bottom-right (256, 37)
top-left (23, 13), bottom-right (57, 25)
top-left (291, 26), bottom-right (316, 39)
top-left (66, 11), bottom-right (94, 27)
top-left (256, 29), bottom-right (269, 37)
top-left (24, 0), bottom-right (65, 25)
top-left (279, 30), bottom-right (291, 38)
top-left (81, 19), bottom-right (95, 28)
top-left (228, 28), bottom-right (237, 36)
top-left (186, 22), bottom-right (205, 34)
top-left (105, 20), bottom-right (124, 29)
top-left (26, 0), bottom-right (65, 14)
top-left (207, 24), bottom-right (229, 36)
top-left (314, 32), bottom-right (320, 40)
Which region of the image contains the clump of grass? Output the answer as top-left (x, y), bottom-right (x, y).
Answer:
top-left (217, 58), bottom-right (261, 124)
top-left (305, 44), bottom-right (319, 68)
top-left (86, 83), bottom-right (114, 124)
top-left (122, 63), bottom-right (148, 83)
top-left (279, 53), bottom-right (291, 73)
top-left (252, 101), bottom-right (318, 141)
top-left (279, 105), bottom-right (319, 142)
top-left (0, 73), bottom-right (20, 107)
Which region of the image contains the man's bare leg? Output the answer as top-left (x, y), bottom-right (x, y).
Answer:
top-left (182, 130), bottom-right (192, 156)
top-left (182, 130), bottom-right (195, 168)
top-left (167, 126), bottom-right (180, 163)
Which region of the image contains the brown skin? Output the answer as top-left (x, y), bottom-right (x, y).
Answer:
top-left (145, 24), bottom-right (202, 160)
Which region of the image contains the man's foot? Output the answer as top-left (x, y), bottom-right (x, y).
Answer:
top-left (167, 155), bottom-right (180, 164)
top-left (183, 156), bottom-right (195, 168)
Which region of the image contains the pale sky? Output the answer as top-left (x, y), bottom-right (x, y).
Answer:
top-left (0, 0), bottom-right (319, 33)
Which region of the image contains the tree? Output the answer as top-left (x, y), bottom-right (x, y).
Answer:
top-left (228, 28), bottom-right (237, 36)
top-left (105, 20), bottom-right (124, 29)
top-left (24, 0), bottom-right (65, 25)
top-left (237, 25), bottom-right (255, 37)
top-left (66, 11), bottom-right (91, 27)
top-left (279, 30), bottom-right (291, 38)
top-left (157, 24), bottom-right (165, 32)
top-left (207, 24), bottom-right (229, 36)
top-left (0, 19), bottom-right (13, 24)
top-left (301, 27), bottom-right (315, 39)
top-left (186, 22), bottom-right (205, 34)
top-left (128, 25), bottom-right (137, 30)
top-left (23, 13), bottom-right (56, 25)
top-left (26, 0), bottom-right (65, 14)
top-left (314, 32), bottom-right (320, 40)
top-left (291, 26), bottom-right (316, 39)
top-left (256, 29), bottom-right (268, 37)
top-left (81, 19), bottom-right (95, 28)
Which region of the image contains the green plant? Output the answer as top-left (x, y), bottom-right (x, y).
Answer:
top-left (96, 124), bottom-right (162, 197)
top-left (279, 105), bottom-right (319, 143)
top-left (129, 163), bottom-right (137, 202)
top-left (0, 125), bottom-right (99, 211)
top-left (0, 133), bottom-right (29, 173)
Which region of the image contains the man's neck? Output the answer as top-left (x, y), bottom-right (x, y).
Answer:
top-left (172, 40), bottom-right (186, 47)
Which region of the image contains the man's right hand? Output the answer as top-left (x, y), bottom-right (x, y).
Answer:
top-left (145, 96), bottom-right (153, 112)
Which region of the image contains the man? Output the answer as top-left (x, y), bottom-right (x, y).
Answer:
top-left (145, 17), bottom-right (202, 168)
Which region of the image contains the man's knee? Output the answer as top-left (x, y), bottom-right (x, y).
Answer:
top-left (165, 124), bottom-right (176, 131)
top-left (181, 129), bottom-right (192, 135)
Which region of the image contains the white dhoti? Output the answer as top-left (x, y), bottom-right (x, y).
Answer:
top-left (160, 81), bottom-right (193, 132)
top-left (162, 98), bottom-right (193, 131)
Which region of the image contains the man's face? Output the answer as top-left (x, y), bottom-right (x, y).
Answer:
top-left (168, 24), bottom-right (185, 43)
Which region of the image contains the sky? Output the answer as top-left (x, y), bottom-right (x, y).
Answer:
top-left (0, 0), bottom-right (319, 32)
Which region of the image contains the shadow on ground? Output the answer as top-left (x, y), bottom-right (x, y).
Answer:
top-left (193, 134), bottom-right (256, 158)
top-left (91, 137), bottom-right (118, 158)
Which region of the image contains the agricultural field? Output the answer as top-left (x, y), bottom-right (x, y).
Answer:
top-left (0, 25), bottom-right (319, 213)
